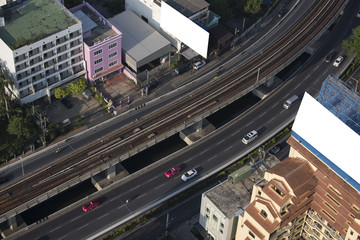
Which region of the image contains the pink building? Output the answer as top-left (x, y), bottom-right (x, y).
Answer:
top-left (70, 2), bottom-right (122, 82)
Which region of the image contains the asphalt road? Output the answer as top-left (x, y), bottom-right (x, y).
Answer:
top-left (5, 0), bottom-right (360, 239)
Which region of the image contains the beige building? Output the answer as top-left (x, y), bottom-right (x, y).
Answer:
top-left (236, 90), bottom-right (360, 240)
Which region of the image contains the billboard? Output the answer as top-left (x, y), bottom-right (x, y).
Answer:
top-left (160, 2), bottom-right (209, 58)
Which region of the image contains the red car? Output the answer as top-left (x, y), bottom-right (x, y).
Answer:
top-left (165, 166), bottom-right (181, 178)
top-left (82, 200), bottom-right (99, 212)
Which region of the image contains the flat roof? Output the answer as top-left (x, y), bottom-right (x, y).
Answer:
top-left (70, 4), bottom-right (118, 47)
top-left (0, 0), bottom-right (77, 49)
top-left (205, 158), bottom-right (280, 218)
top-left (292, 92), bottom-right (360, 192)
top-left (109, 11), bottom-right (171, 62)
top-left (165, 0), bottom-right (209, 17)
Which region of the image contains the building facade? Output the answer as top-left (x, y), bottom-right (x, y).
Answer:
top-left (235, 85), bottom-right (360, 240)
top-left (0, 0), bottom-right (85, 103)
top-left (69, 2), bottom-right (122, 83)
top-left (125, 0), bottom-right (210, 51)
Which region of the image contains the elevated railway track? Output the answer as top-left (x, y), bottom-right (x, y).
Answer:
top-left (0, 0), bottom-right (347, 219)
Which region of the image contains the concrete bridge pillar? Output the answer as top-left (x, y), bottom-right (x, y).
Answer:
top-left (9, 216), bottom-right (18, 230)
top-left (106, 165), bottom-right (117, 180)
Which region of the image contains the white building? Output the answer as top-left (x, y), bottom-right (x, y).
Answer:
top-left (125, 0), bottom-right (211, 58)
top-left (0, 0), bottom-right (86, 103)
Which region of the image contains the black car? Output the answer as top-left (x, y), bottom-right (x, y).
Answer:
top-left (269, 145), bottom-right (281, 155)
top-left (61, 98), bottom-right (73, 109)
top-left (0, 175), bottom-right (9, 185)
top-left (325, 52), bottom-right (335, 63)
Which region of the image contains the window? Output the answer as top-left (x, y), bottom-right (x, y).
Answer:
top-left (206, 208), bottom-right (210, 213)
top-left (95, 67), bottom-right (103, 73)
top-left (326, 194), bottom-right (340, 206)
top-left (109, 43), bottom-right (117, 49)
top-left (350, 231), bottom-right (354, 236)
top-left (249, 231), bottom-right (255, 239)
top-left (94, 58), bottom-right (103, 65)
top-left (260, 210), bottom-right (268, 218)
top-left (271, 185), bottom-right (284, 197)
top-left (322, 210), bottom-right (335, 222)
top-left (109, 51), bottom-right (117, 58)
top-left (220, 229), bottom-right (223, 234)
top-left (94, 49), bottom-right (103, 56)
top-left (109, 60), bottom-right (117, 67)
top-left (205, 214), bottom-right (209, 219)
top-left (212, 214), bottom-right (218, 222)
top-left (324, 201), bottom-right (338, 214)
top-left (352, 205), bottom-right (360, 213)
top-left (141, 15), bottom-right (148, 23)
top-left (258, 191), bottom-right (261, 196)
top-left (220, 222), bottom-right (224, 228)
top-left (328, 185), bottom-right (341, 196)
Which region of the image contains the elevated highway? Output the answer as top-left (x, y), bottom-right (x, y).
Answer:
top-left (0, 0), bottom-right (348, 226)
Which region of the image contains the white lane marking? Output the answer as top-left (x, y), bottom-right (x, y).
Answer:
top-left (245, 120), bottom-right (254, 127)
top-left (98, 212), bottom-right (109, 220)
top-left (146, 176), bottom-right (158, 183)
top-left (58, 234), bottom-right (69, 240)
top-left (76, 223), bottom-right (88, 231)
top-left (49, 226), bottom-right (61, 233)
top-left (271, 104), bottom-right (277, 109)
top-left (129, 185), bottom-right (140, 191)
top-left (295, 83), bottom-right (302, 89)
top-left (224, 146), bottom-right (232, 152)
top-left (155, 183), bottom-right (165, 190)
top-left (199, 149), bottom-right (208, 155)
top-left (305, 74), bottom-right (310, 80)
top-left (110, 194), bottom-right (122, 202)
top-left (138, 193), bottom-right (147, 199)
top-left (68, 144), bottom-right (74, 150)
top-left (231, 129), bottom-right (241, 136)
top-left (70, 216), bottom-right (81, 222)
top-left (207, 155), bottom-right (217, 162)
top-left (215, 139), bottom-right (225, 145)
top-left (268, 116), bottom-right (276, 123)
top-left (184, 157), bottom-right (193, 163)
top-left (258, 111), bottom-right (267, 118)
top-left (313, 64), bottom-right (320, 71)
top-left (117, 205), bottom-right (124, 210)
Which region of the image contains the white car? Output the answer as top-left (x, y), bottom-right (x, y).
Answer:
top-left (242, 130), bottom-right (258, 144)
top-left (193, 60), bottom-right (206, 70)
top-left (333, 56), bottom-right (343, 67)
top-left (181, 169), bottom-right (198, 181)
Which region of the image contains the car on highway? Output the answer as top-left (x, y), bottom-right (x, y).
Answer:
top-left (324, 52), bottom-right (335, 63)
top-left (82, 200), bottom-right (99, 212)
top-left (216, 66), bottom-right (224, 75)
top-left (242, 130), bottom-right (258, 144)
top-left (333, 56), bottom-right (344, 67)
top-left (165, 166), bottom-right (181, 178)
top-left (269, 145), bottom-right (281, 155)
top-left (193, 60), bottom-right (206, 70)
top-left (181, 169), bottom-right (198, 181)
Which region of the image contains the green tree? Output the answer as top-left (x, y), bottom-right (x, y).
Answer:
top-left (208, 0), bottom-right (233, 21)
top-left (69, 78), bottom-right (88, 95)
top-left (244, 0), bottom-right (262, 15)
top-left (343, 26), bottom-right (360, 61)
top-left (7, 115), bottom-right (36, 139)
top-left (0, 69), bottom-right (14, 120)
top-left (54, 86), bottom-right (68, 99)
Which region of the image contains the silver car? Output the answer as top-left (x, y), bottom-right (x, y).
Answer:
top-left (181, 169), bottom-right (198, 181)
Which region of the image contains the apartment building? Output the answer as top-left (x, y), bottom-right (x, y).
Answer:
top-left (0, 0), bottom-right (85, 103)
top-left (236, 76), bottom-right (360, 240)
top-left (69, 2), bottom-right (122, 83)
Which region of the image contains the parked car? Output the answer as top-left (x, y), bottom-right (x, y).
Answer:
top-left (165, 166), bottom-right (181, 178)
top-left (181, 169), bottom-right (198, 181)
top-left (278, 8), bottom-right (288, 18)
top-left (333, 56), bottom-right (344, 67)
top-left (82, 200), bottom-right (99, 212)
top-left (324, 52), bottom-right (335, 63)
top-left (175, 64), bottom-right (190, 75)
top-left (0, 175), bottom-right (9, 185)
top-left (61, 98), bottom-right (73, 109)
top-left (269, 145), bottom-right (281, 155)
top-left (193, 60), bottom-right (206, 70)
top-left (242, 130), bottom-right (258, 144)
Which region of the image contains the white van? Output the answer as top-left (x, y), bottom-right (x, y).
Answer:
top-left (283, 95), bottom-right (299, 109)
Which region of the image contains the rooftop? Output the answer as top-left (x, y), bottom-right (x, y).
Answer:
top-left (0, 0), bottom-right (77, 49)
top-left (165, 0), bottom-right (209, 17)
top-left (71, 4), bottom-right (118, 47)
top-left (205, 158), bottom-right (280, 218)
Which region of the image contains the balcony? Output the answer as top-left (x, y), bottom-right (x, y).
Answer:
top-left (306, 218), bottom-right (316, 228)
top-left (304, 225), bottom-right (315, 236)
